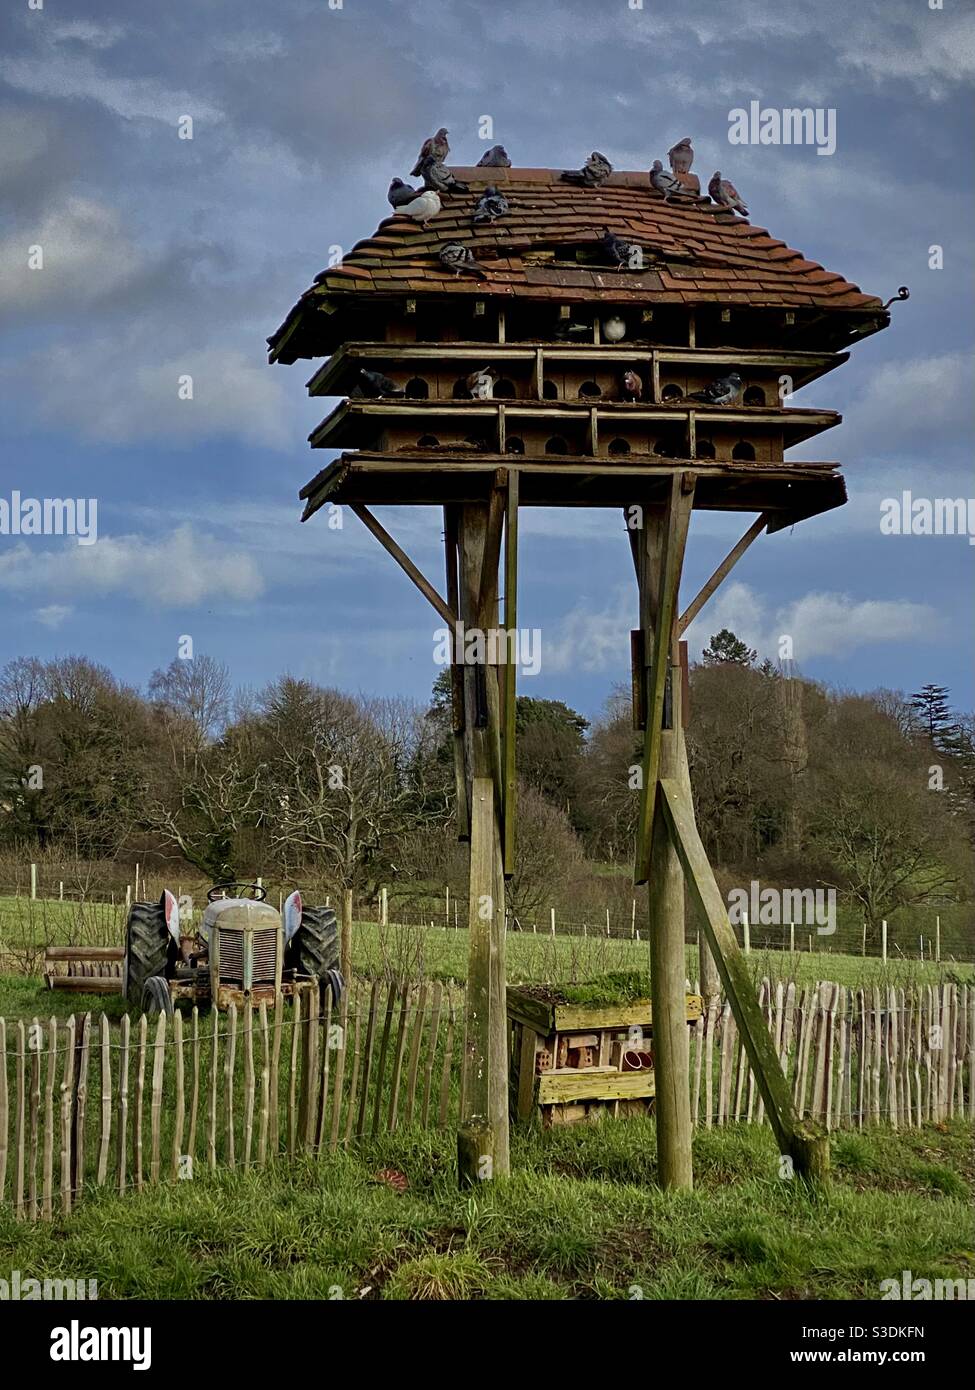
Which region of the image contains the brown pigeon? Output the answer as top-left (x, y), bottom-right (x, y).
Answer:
top-left (411, 128), bottom-right (449, 176)
top-left (668, 137), bottom-right (694, 174)
top-left (622, 370), bottom-right (643, 401)
top-left (708, 171), bottom-right (748, 216)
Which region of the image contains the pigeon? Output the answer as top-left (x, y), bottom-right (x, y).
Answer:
top-left (477, 145), bottom-right (511, 167)
top-left (410, 128), bottom-right (449, 176)
top-left (685, 371), bottom-right (743, 405)
top-left (472, 186), bottom-right (509, 224)
top-left (601, 315), bottom-right (627, 342)
top-left (668, 137), bottom-right (694, 174)
top-left (388, 178), bottom-right (420, 209)
top-left (553, 320), bottom-right (593, 340)
top-left (397, 189), bottom-right (441, 224)
top-left (356, 368), bottom-right (404, 398)
top-left (622, 370), bottom-right (643, 401)
top-left (709, 172), bottom-right (748, 216)
top-left (561, 151), bottom-right (613, 187)
top-left (601, 228), bottom-right (640, 270)
top-left (439, 241), bottom-right (486, 278)
top-left (418, 156), bottom-right (468, 194)
top-left (650, 160), bottom-right (683, 198)
top-left (466, 366), bottom-right (499, 399)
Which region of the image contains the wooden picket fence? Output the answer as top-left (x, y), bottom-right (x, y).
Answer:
top-left (0, 979), bottom-right (462, 1222)
top-left (691, 979), bottom-right (974, 1130)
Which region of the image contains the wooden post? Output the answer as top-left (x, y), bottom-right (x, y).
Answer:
top-left (881, 919), bottom-right (888, 963)
top-left (341, 888), bottom-right (353, 982)
top-left (30, 863), bottom-right (37, 901)
top-left (790, 921), bottom-right (796, 955)
top-left (456, 496), bottom-right (509, 1184)
top-left (380, 887), bottom-right (388, 927)
top-left (935, 915), bottom-right (941, 964)
top-left (742, 912), bottom-right (751, 955)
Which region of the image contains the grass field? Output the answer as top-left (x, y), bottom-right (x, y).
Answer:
top-left (0, 1118), bottom-right (970, 1300)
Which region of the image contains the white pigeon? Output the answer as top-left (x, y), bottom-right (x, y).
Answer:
top-left (467, 367), bottom-right (499, 399)
top-left (398, 189), bottom-right (442, 225)
top-left (602, 315), bottom-right (627, 342)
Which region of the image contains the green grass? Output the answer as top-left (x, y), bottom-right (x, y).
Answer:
top-left (0, 1119), bottom-right (970, 1300)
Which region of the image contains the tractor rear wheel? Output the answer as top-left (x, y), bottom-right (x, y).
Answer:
top-left (124, 899), bottom-right (173, 1010)
top-left (288, 904), bottom-right (339, 981)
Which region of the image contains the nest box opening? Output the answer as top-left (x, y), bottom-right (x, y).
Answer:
top-left (732, 440), bottom-right (756, 460)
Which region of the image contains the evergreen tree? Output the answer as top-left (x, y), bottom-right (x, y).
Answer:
top-left (701, 629), bottom-right (757, 667)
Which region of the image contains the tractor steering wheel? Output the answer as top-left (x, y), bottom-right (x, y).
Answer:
top-left (207, 881), bottom-right (267, 902)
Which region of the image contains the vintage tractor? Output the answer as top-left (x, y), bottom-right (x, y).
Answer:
top-left (122, 882), bottom-right (342, 1017)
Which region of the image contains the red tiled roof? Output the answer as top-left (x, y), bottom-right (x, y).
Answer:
top-left (270, 168), bottom-right (883, 359)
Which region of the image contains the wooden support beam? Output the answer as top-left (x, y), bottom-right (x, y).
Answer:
top-left (659, 775), bottom-right (829, 1182)
top-left (634, 472), bottom-right (695, 884)
top-left (351, 503), bottom-right (457, 630)
top-left (502, 472), bottom-right (519, 877)
top-left (678, 514), bottom-right (769, 635)
top-left (478, 471), bottom-right (508, 624)
top-left (443, 505), bottom-right (469, 842)
top-left (534, 348), bottom-right (544, 401)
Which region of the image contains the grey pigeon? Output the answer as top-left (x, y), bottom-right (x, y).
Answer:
top-left (561, 151), bottom-right (613, 187)
top-left (477, 145), bottom-right (511, 167)
top-left (388, 178), bottom-right (420, 209)
top-left (473, 186), bottom-right (509, 223)
top-left (411, 128), bottom-right (449, 176)
top-left (397, 189), bottom-right (441, 224)
top-left (601, 228), bottom-right (640, 270)
top-left (419, 156), bottom-right (468, 194)
top-left (686, 371), bottom-right (743, 405)
top-left (356, 368), bottom-right (404, 398)
top-left (439, 241), bottom-right (486, 278)
top-left (709, 172), bottom-right (748, 215)
top-left (650, 159), bottom-right (683, 197)
top-left (553, 320), bottom-right (592, 340)
top-left (466, 366), bottom-right (499, 399)
top-left (668, 137), bottom-right (694, 174)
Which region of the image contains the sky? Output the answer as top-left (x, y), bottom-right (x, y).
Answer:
top-left (1, 0), bottom-right (973, 724)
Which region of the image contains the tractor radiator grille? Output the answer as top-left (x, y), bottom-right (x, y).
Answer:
top-left (218, 930), bottom-right (243, 985)
top-left (252, 928), bottom-right (278, 985)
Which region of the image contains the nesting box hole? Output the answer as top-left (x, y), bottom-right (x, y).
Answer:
top-left (405, 377), bottom-right (428, 399)
top-left (505, 436), bottom-right (525, 455)
top-left (546, 435), bottom-right (569, 455)
top-left (579, 380), bottom-right (601, 399)
top-left (542, 379), bottom-right (559, 400)
top-left (661, 383), bottom-right (683, 403)
top-left (695, 439), bottom-right (716, 459)
top-left (494, 378), bottom-right (516, 399)
top-left (732, 440), bottom-right (756, 460)
top-left (417, 434), bottom-right (439, 448)
top-left (743, 385), bottom-right (766, 406)
top-left (608, 438), bottom-right (631, 456)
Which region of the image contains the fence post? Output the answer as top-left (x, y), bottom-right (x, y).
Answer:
top-left (59, 882), bottom-right (64, 902)
top-left (606, 909), bottom-right (610, 938)
top-left (134, 863), bottom-right (140, 900)
top-left (631, 898), bottom-right (636, 938)
top-left (881, 920), bottom-right (888, 963)
top-left (380, 887), bottom-right (388, 927)
top-left (742, 912), bottom-right (750, 955)
top-left (341, 889), bottom-right (353, 981)
top-left (935, 915), bottom-right (941, 964)
top-left (445, 885), bottom-right (450, 928)
top-left (125, 886), bottom-right (131, 913)
top-left (30, 863), bottom-right (37, 900)
top-left (550, 907), bottom-right (555, 938)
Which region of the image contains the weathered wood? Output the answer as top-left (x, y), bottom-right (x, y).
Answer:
top-left (116, 1013), bottom-right (129, 1195)
top-left (208, 1008), bottom-right (219, 1169)
top-left (515, 1020), bottom-right (538, 1122)
top-left (270, 995), bottom-right (283, 1155)
top-left (225, 1002), bottom-right (238, 1166)
top-left (58, 1015), bottom-right (75, 1216)
top-left (443, 504), bottom-right (470, 842)
top-left (370, 981), bottom-right (398, 1139)
top-left (439, 995), bottom-right (457, 1128)
top-left (172, 1009), bottom-right (185, 1178)
top-left (188, 1006), bottom-right (200, 1162)
top-left (315, 990), bottom-right (333, 1150)
top-left (97, 1013), bottom-right (112, 1186)
top-left (538, 1070), bottom-right (657, 1104)
top-left (0, 1018), bottom-right (7, 1204)
top-left (457, 1120), bottom-right (497, 1187)
top-left (421, 981), bottom-right (444, 1129)
top-left (388, 983), bottom-right (411, 1131)
top-left (134, 1013), bottom-right (147, 1189)
top-left (14, 1021), bottom-right (26, 1218)
top-left (677, 514), bottom-right (769, 634)
top-left (404, 981), bottom-right (428, 1127)
top-left (341, 889), bottom-right (353, 983)
top-left (243, 1004), bottom-right (255, 1166)
top-left (502, 469), bottom-right (519, 876)
top-left (356, 981), bottom-right (381, 1139)
top-left (329, 990), bottom-right (349, 1149)
top-left (660, 778), bottom-right (828, 1180)
top-left (344, 992), bottom-right (363, 1143)
top-left (150, 1013), bottom-right (166, 1184)
top-left (351, 503), bottom-right (457, 628)
top-left (258, 1001), bottom-right (270, 1167)
top-left (42, 1018), bottom-right (56, 1219)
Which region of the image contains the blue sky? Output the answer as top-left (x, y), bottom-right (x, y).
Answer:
top-left (1, 0), bottom-right (972, 721)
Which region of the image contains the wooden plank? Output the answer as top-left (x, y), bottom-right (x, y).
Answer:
top-left (329, 990), bottom-right (349, 1149)
top-left (505, 990), bottom-right (554, 1035)
top-left (439, 996), bottom-right (457, 1127)
top-left (301, 987), bottom-right (319, 1148)
top-left (115, 1013), bottom-right (129, 1195)
top-left (388, 983), bottom-right (411, 1131)
top-left (243, 1004), bottom-right (255, 1166)
top-left (316, 990), bottom-right (333, 1150)
top-left (516, 1022), bottom-right (539, 1121)
top-left (539, 1070), bottom-right (657, 1104)
top-left (208, 1008), bottom-right (219, 1169)
top-left (0, 1018), bottom-right (7, 1204)
top-left (356, 981), bottom-right (381, 1139)
top-left (258, 1001), bottom-right (270, 1166)
top-left (14, 1022), bottom-right (26, 1218)
top-left (678, 514), bottom-right (769, 634)
top-left (703, 996), bottom-right (717, 1128)
top-left (351, 503), bottom-right (457, 628)
top-left (225, 1002), bottom-right (238, 1166)
top-left (421, 981), bottom-right (444, 1128)
top-left (343, 992), bottom-right (363, 1143)
top-left (443, 504), bottom-right (469, 842)
top-left (58, 1015), bottom-right (75, 1216)
top-left (404, 981), bottom-right (428, 1127)
top-left (502, 469), bottom-right (519, 876)
top-left (28, 1017), bottom-right (41, 1217)
top-left (270, 995), bottom-right (283, 1155)
top-left (42, 1017), bottom-right (56, 1219)
top-left (660, 777), bottom-right (828, 1178)
top-left (287, 995), bottom-right (300, 1156)
top-left (172, 1009), bottom-right (185, 1178)
top-left (188, 1006), bottom-right (200, 1163)
top-left (551, 996), bottom-right (702, 1033)
top-left (371, 981), bottom-right (398, 1138)
top-left (134, 1014), bottom-right (147, 1189)
top-left (150, 1013), bottom-right (165, 1185)
top-left (97, 1013), bottom-right (112, 1187)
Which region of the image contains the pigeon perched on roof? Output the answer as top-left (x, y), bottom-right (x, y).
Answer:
top-left (561, 151), bottom-right (613, 187)
top-left (397, 189), bottom-right (441, 224)
top-left (410, 128), bottom-right (449, 176)
top-left (473, 186), bottom-right (509, 223)
top-left (708, 172), bottom-right (748, 216)
top-left (355, 368), bottom-right (404, 398)
top-left (685, 371), bottom-right (743, 405)
top-left (466, 366), bottom-right (499, 399)
top-left (601, 228), bottom-right (641, 271)
top-left (439, 241), bottom-right (486, 278)
top-left (622, 370), bottom-right (643, 401)
top-left (477, 145), bottom-right (511, 167)
top-left (650, 160), bottom-right (683, 198)
top-left (419, 157), bottom-right (468, 194)
top-left (388, 178), bottom-right (420, 209)
top-left (668, 138), bottom-right (694, 174)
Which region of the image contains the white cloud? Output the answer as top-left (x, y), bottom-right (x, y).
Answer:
top-left (0, 197), bottom-right (142, 310)
top-left (841, 352), bottom-right (973, 457)
top-left (0, 50), bottom-right (223, 125)
top-left (542, 586), bottom-right (633, 675)
top-left (50, 22), bottom-right (127, 51)
top-left (0, 526), bottom-right (264, 608)
top-left (35, 604), bottom-right (73, 630)
top-left (683, 581), bottom-right (946, 665)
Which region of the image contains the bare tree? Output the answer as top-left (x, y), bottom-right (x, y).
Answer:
top-left (149, 654), bottom-right (230, 741)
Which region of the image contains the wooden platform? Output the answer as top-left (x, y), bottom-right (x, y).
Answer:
top-left (300, 451), bottom-right (845, 527)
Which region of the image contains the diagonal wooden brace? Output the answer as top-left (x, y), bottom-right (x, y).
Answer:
top-left (659, 776), bottom-right (829, 1182)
